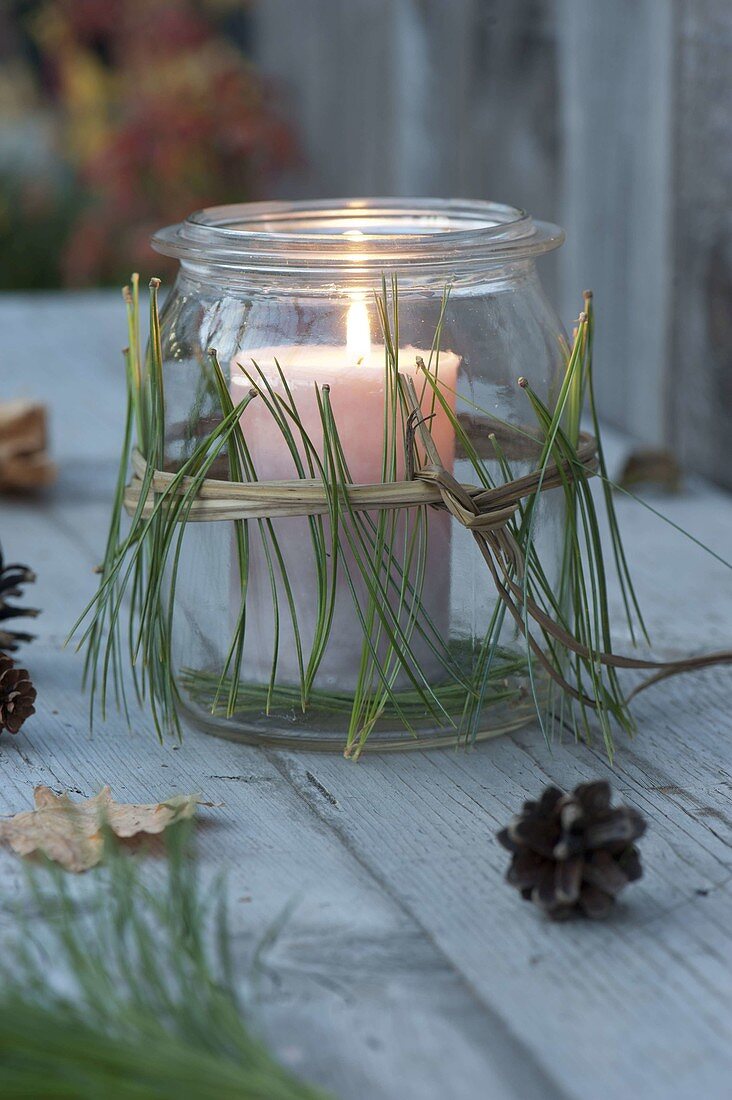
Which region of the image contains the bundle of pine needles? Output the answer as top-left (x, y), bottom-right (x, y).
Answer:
top-left (0, 826), bottom-right (329, 1100)
top-left (71, 276), bottom-right (650, 757)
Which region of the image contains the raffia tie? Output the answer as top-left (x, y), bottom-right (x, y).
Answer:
top-left (124, 374), bottom-right (732, 711)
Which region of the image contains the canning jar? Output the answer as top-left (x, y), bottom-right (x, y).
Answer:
top-left (151, 198), bottom-right (566, 753)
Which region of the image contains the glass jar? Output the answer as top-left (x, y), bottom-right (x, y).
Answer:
top-left (151, 198), bottom-right (566, 754)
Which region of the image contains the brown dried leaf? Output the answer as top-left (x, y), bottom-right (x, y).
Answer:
top-left (0, 785), bottom-right (203, 872)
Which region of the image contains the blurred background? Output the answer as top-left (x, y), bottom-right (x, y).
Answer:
top-left (1, 0), bottom-right (730, 485)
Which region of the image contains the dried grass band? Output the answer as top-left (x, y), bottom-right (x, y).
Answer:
top-left (123, 443), bottom-right (599, 526)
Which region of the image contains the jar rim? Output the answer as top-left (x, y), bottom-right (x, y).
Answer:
top-left (151, 198), bottom-right (564, 276)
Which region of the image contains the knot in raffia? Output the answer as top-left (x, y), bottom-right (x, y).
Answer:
top-left (399, 380), bottom-right (732, 707)
top-left (402, 375), bottom-right (597, 542)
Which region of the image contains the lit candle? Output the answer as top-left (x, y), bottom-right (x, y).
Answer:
top-left (231, 300), bottom-right (459, 691)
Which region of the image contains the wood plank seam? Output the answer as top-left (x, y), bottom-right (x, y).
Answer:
top-left (265, 747), bottom-right (570, 1100)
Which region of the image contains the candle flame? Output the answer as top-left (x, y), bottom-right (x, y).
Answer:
top-left (346, 295), bottom-right (371, 365)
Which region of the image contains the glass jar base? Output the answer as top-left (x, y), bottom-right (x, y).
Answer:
top-left (178, 693), bottom-right (539, 754)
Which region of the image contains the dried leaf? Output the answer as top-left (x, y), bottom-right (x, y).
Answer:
top-left (0, 786), bottom-right (203, 872)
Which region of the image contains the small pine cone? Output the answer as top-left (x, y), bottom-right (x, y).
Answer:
top-left (0, 652), bottom-right (37, 735)
top-left (0, 547), bottom-right (39, 651)
top-left (497, 781), bottom-right (646, 920)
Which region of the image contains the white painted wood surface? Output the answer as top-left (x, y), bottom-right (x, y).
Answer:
top-left (558, 0), bottom-right (674, 445)
top-left (3, 294), bottom-right (732, 1099)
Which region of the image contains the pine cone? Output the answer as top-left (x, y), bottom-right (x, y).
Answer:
top-left (0, 652), bottom-right (37, 735)
top-left (497, 781), bottom-right (646, 920)
top-left (0, 546), bottom-right (39, 652)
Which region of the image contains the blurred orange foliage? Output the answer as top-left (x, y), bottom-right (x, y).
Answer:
top-left (14, 0), bottom-right (298, 285)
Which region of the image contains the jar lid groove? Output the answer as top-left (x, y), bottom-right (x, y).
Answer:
top-left (151, 198), bottom-right (564, 277)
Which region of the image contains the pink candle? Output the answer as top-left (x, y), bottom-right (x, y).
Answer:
top-left (231, 314), bottom-right (459, 692)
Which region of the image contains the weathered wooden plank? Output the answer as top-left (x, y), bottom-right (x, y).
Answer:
top-left (254, 0), bottom-right (559, 201)
top-left (558, 0), bottom-right (674, 445)
top-left (668, 0), bottom-right (732, 488)
top-left (281, 677), bottom-right (732, 1098)
top-left (559, 0), bottom-right (732, 488)
top-left (3, 295), bottom-right (732, 1098)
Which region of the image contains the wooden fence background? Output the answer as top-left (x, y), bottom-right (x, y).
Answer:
top-left (253, 0), bottom-right (732, 488)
